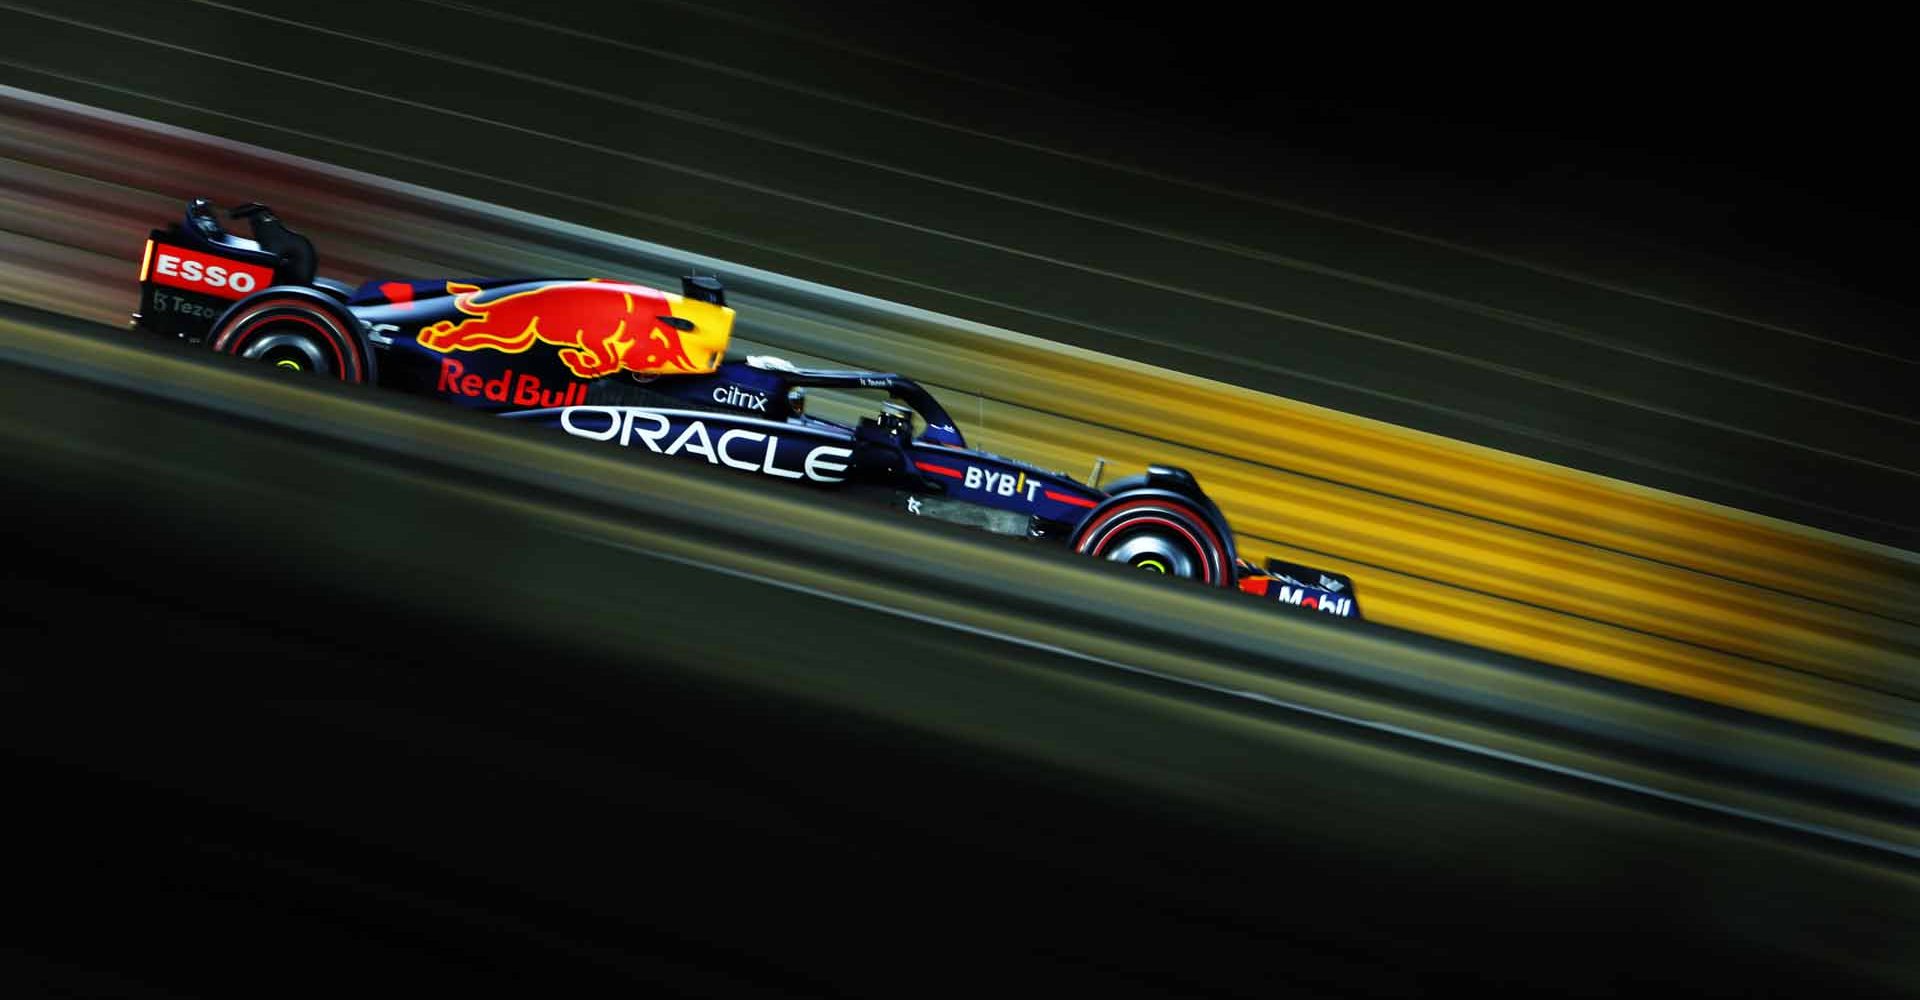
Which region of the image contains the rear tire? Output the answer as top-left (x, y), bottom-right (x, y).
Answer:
top-left (209, 291), bottom-right (369, 383)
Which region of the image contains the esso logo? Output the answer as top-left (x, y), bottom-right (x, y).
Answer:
top-left (148, 244), bottom-right (275, 300)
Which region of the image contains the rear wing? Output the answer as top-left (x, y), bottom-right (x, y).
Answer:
top-left (134, 198), bottom-right (313, 340)
top-left (1236, 557), bottom-right (1362, 620)
top-left (135, 231), bottom-right (276, 339)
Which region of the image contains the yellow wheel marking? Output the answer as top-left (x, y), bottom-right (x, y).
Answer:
top-left (276, 359), bottom-right (303, 371)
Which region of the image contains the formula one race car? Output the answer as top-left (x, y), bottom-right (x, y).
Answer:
top-left (132, 198), bottom-right (1361, 619)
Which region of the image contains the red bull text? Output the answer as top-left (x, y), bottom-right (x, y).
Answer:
top-left (437, 359), bottom-right (587, 407)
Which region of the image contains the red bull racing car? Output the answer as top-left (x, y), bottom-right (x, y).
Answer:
top-left (131, 198), bottom-right (1362, 619)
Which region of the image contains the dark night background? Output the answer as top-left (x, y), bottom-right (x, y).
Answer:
top-left (4, 4), bottom-right (1915, 997)
top-left (807, 2), bottom-right (1914, 309)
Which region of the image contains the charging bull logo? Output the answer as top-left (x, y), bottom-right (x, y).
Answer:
top-left (418, 280), bottom-right (727, 379)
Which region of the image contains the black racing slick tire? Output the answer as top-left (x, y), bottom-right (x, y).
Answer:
top-left (209, 288), bottom-right (371, 383)
top-left (1069, 490), bottom-right (1233, 587)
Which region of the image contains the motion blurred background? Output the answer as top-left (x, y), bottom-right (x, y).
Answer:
top-left (1, 2), bottom-right (1915, 996)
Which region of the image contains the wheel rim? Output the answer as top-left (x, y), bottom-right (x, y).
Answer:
top-left (243, 329), bottom-right (335, 376)
top-left (1102, 531), bottom-right (1198, 578)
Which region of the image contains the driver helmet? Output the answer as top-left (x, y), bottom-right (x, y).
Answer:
top-left (879, 400), bottom-right (916, 438)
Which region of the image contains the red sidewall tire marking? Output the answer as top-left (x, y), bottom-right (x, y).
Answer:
top-left (214, 296), bottom-right (365, 382)
top-left (1072, 497), bottom-right (1228, 586)
top-left (230, 313), bottom-right (344, 377)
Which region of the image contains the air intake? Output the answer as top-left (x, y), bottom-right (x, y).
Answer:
top-left (681, 274), bottom-right (725, 306)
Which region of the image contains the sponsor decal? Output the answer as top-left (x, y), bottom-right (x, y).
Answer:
top-left (145, 288), bottom-right (223, 321)
top-left (917, 461), bottom-right (1095, 507)
top-left (962, 465), bottom-right (1041, 502)
top-left (711, 384), bottom-right (769, 412)
top-left (437, 358), bottom-right (587, 407)
top-left (1275, 585), bottom-right (1356, 617)
top-left (148, 244), bottom-right (273, 300)
top-left (906, 495), bottom-right (923, 514)
top-left (1319, 574), bottom-right (1346, 592)
top-left (560, 406), bottom-right (853, 483)
top-left (419, 280), bottom-right (726, 379)
top-left (380, 281), bottom-right (415, 308)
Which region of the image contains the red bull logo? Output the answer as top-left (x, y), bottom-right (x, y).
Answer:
top-left (418, 280), bottom-right (731, 379)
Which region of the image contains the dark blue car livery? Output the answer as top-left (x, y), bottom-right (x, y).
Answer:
top-left (131, 197), bottom-right (1362, 620)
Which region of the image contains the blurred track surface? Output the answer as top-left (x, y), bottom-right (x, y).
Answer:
top-left (1, 85), bottom-right (1916, 748)
top-left (1, 304), bottom-right (1916, 998)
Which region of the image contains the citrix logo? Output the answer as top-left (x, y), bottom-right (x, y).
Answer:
top-left (711, 385), bottom-right (769, 411)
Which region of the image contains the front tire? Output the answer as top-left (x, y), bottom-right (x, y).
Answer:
top-left (1069, 491), bottom-right (1232, 587)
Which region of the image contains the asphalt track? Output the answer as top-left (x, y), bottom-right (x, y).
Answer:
top-left (1, 303), bottom-right (1916, 997)
top-left (2, 85), bottom-right (1916, 749)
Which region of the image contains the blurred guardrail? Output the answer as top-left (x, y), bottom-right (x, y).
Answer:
top-left (2, 83), bottom-right (1917, 749)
